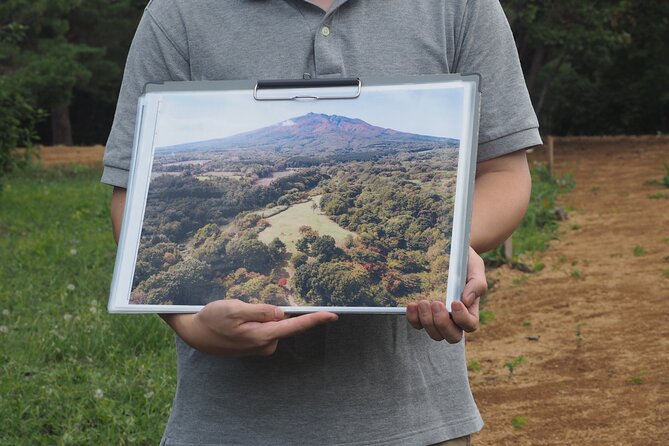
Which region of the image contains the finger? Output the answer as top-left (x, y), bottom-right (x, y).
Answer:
top-left (451, 299), bottom-right (479, 333)
top-left (461, 280), bottom-right (485, 308)
top-left (462, 274), bottom-right (486, 305)
top-left (464, 249), bottom-right (487, 307)
top-left (417, 300), bottom-right (443, 341)
top-left (227, 300), bottom-right (285, 323)
top-left (431, 301), bottom-right (464, 343)
top-left (260, 311), bottom-right (338, 340)
top-left (406, 303), bottom-right (423, 330)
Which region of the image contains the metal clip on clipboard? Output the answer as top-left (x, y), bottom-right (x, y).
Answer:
top-left (253, 78), bottom-right (362, 101)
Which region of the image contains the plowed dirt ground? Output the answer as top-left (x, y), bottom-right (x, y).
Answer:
top-left (37, 144), bottom-right (105, 167)
top-left (469, 136), bottom-right (669, 445)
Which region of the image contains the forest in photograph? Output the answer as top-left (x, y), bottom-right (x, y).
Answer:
top-left (131, 112), bottom-right (460, 307)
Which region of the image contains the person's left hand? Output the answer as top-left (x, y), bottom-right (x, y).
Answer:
top-left (406, 246), bottom-right (486, 343)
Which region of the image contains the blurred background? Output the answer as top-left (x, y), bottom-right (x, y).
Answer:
top-left (1, 1), bottom-right (668, 445)
top-left (1, 0), bottom-right (667, 149)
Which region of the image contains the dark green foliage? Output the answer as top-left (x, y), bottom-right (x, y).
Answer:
top-left (260, 284), bottom-right (290, 306)
top-left (311, 235), bottom-right (337, 262)
top-left (268, 237), bottom-right (287, 263)
top-left (381, 270), bottom-right (422, 296)
top-left (320, 193), bottom-right (349, 215)
top-left (296, 233), bottom-right (340, 262)
top-left (134, 242), bottom-right (180, 284)
top-left (387, 250), bottom-right (429, 273)
top-left (324, 170), bottom-right (453, 256)
top-left (140, 170), bottom-right (326, 244)
top-left (0, 78), bottom-right (43, 182)
top-left (193, 234), bottom-right (230, 270)
top-left (503, 0), bottom-right (669, 135)
top-left (291, 251), bottom-right (308, 268)
top-left (226, 237), bottom-right (273, 274)
top-left (140, 258), bottom-right (212, 305)
top-left (292, 262), bottom-right (373, 306)
top-left (0, 0), bottom-right (145, 144)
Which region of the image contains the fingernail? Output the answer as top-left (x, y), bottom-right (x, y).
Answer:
top-left (451, 301), bottom-right (463, 312)
top-left (274, 307), bottom-right (284, 319)
top-left (418, 301), bottom-right (430, 313)
top-left (431, 301), bottom-right (442, 314)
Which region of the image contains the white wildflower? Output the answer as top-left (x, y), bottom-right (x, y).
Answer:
top-left (0, 326), bottom-right (8, 334)
top-left (94, 388), bottom-right (104, 399)
top-left (90, 300), bottom-right (98, 306)
top-left (89, 306), bottom-right (98, 315)
top-left (63, 313), bottom-right (72, 322)
top-left (2, 309), bottom-right (9, 316)
top-left (66, 284), bottom-right (76, 292)
top-left (144, 391), bottom-right (154, 399)
top-left (69, 248), bottom-right (78, 255)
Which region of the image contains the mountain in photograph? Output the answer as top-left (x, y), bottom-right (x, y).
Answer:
top-left (157, 113), bottom-right (459, 156)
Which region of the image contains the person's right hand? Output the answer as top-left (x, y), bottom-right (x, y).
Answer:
top-left (161, 299), bottom-right (338, 357)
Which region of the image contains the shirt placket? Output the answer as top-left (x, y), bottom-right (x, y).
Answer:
top-left (312, 1), bottom-right (348, 78)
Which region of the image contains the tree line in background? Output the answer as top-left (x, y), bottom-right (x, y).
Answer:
top-left (1, 0), bottom-right (667, 157)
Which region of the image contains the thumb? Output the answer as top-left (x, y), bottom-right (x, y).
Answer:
top-left (228, 300), bottom-right (285, 322)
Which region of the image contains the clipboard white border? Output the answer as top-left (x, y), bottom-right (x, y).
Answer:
top-left (108, 75), bottom-right (481, 314)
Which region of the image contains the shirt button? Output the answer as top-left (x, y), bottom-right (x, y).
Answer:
top-left (321, 26), bottom-right (331, 37)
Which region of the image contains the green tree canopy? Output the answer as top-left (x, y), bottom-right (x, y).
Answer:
top-left (0, 0), bottom-right (143, 144)
top-left (503, 0), bottom-right (669, 134)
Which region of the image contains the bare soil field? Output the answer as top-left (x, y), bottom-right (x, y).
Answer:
top-left (37, 139), bottom-right (669, 444)
top-left (469, 136), bottom-right (669, 445)
top-left (36, 144), bottom-right (105, 167)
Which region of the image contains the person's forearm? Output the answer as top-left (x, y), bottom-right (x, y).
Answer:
top-left (111, 187), bottom-right (127, 244)
top-left (470, 150), bottom-right (532, 253)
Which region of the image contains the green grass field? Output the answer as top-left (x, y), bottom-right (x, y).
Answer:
top-left (257, 195), bottom-right (355, 252)
top-left (0, 166), bottom-right (175, 445)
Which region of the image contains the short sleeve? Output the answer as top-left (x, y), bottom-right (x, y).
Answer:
top-left (453, 0), bottom-right (542, 161)
top-left (102, 7), bottom-right (190, 187)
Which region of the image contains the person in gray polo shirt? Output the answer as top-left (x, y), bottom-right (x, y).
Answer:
top-left (105, 1), bottom-right (540, 444)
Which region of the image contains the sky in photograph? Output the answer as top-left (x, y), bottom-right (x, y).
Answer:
top-left (152, 83), bottom-right (466, 148)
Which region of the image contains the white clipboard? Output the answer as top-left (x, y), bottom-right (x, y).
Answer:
top-left (108, 75), bottom-right (481, 314)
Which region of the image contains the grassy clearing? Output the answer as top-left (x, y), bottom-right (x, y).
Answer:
top-left (0, 166), bottom-right (175, 445)
top-left (258, 195), bottom-right (355, 252)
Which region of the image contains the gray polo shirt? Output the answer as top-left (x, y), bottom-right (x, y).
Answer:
top-left (104, 1), bottom-right (541, 445)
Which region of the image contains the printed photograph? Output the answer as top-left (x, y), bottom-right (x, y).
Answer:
top-left (130, 85), bottom-right (465, 307)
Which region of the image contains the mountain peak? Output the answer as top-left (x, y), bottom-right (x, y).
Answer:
top-left (285, 113), bottom-right (382, 135)
top-left (158, 112), bottom-right (457, 154)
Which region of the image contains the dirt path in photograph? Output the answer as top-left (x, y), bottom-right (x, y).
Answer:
top-left (468, 136), bottom-right (669, 445)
